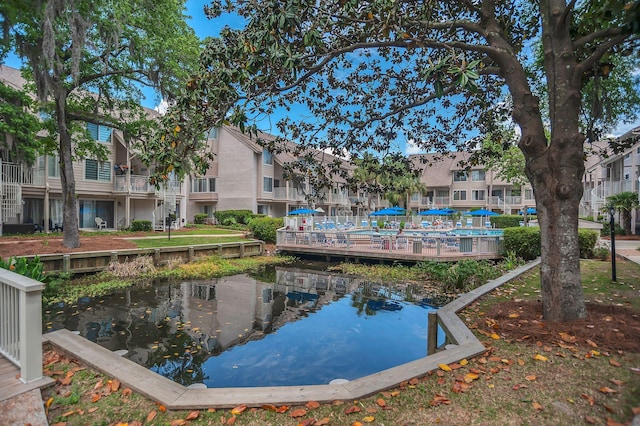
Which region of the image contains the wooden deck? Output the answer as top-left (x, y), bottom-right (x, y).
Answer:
top-left (0, 354), bottom-right (54, 402)
top-left (276, 231), bottom-right (503, 263)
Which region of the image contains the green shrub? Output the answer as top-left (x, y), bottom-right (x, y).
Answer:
top-left (416, 259), bottom-right (500, 292)
top-left (503, 227), bottom-right (541, 260)
top-left (248, 216), bottom-right (283, 243)
top-left (593, 246), bottom-right (610, 260)
top-left (491, 214), bottom-right (528, 229)
top-left (193, 213), bottom-right (208, 224)
top-left (214, 209), bottom-right (254, 225)
top-left (578, 229), bottom-right (599, 259)
top-left (130, 220), bottom-right (152, 232)
top-left (0, 256), bottom-right (46, 281)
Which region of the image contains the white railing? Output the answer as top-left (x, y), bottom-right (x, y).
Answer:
top-left (0, 268), bottom-right (44, 383)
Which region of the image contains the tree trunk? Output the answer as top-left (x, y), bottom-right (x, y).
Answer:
top-left (54, 89), bottom-right (80, 248)
top-left (622, 210), bottom-right (632, 235)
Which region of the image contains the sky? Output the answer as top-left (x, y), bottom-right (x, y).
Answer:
top-left (3, 1), bottom-right (638, 153)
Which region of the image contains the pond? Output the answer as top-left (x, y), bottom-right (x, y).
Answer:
top-left (44, 263), bottom-right (450, 388)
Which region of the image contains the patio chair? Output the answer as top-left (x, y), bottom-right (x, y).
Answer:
top-left (396, 236), bottom-right (408, 250)
top-left (371, 234), bottom-right (383, 249)
top-left (95, 217), bottom-right (107, 230)
top-left (336, 233), bottom-right (349, 247)
top-left (466, 218), bottom-right (473, 228)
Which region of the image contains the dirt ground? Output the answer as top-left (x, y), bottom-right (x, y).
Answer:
top-left (0, 234), bottom-right (141, 258)
top-left (480, 301), bottom-right (640, 354)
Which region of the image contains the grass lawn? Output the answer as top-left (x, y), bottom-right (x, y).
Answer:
top-left (131, 235), bottom-right (248, 248)
top-left (42, 258), bottom-right (640, 426)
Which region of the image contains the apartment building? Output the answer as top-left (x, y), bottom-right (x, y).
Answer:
top-left (580, 127), bottom-right (640, 233)
top-left (408, 152), bottom-right (535, 214)
top-left (1, 65), bottom-right (182, 233)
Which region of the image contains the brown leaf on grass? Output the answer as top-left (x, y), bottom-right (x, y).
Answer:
top-left (366, 407), bottom-right (378, 414)
top-left (585, 416), bottom-right (598, 424)
top-left (109, 380), bottom-right (121, 392)
top-left (61, 410), bottom-right (76, 417)
top-left (344, 405), bottom-right (362, 415)
top-left (409, 377), bottom-right (420, 385)
top-left (599, 386), bottom-right (618, 394)
top-left (157, 403), bottom-right (167, 413)
top-left (276, 405), bottom-right (289, 413)
top-left (226, 416), bottom-right (236, 425)
top-left (185, 410), bottom-right (199, 420)
top-left (452, 382), bottom-right (473, 393)
top-left (525, 375), bottom-right (537, 381)
top-left (609, 359), bottom-right (621, 367)
top-left (262, 404), bottom-right (278, 412)
top-left (376, 398), bottom-right (386, 407)
top-left (122, 388), bottom-right (132, 397)
top-left (586, 339), bottom-right (598, 347)
top-left (581, 393), bottom-right (595, 406)
top-left (91, 393), bottom-right (101, 403)
top-left (353, 422), bottom-right (363, 426)
top-left (532, 402), bottom-right (543, 411)
top-left (306, 401), bottom-right (321, 409)
top-left (533, 354), bottom-right (548, 362)
top-left (298, 419), bottom-right (316, 426)
top-left (170, 419), bottom-right (187, 426)
top-left (94, 379), bottom-right (103, 390)
top-left (610, 379), bottom-right (624, 386)
top-left (290, 408), bottom-right (307, 418)
top-left (50, 423), bottom-right (67, 426)
top-left (512, 384), bottom-right (528, 390)
top-left (605, 419), bottom-right (625, 426)
top-left (87, 407), bottom-right (98, 414)
top-left (316, 418), bottom-right (331, 425)
top-left (430, 394), bottom-right (452, 406)
top-left (146, 410), bottom-right (157, 422)
top-left (362, 416), bottom-right (375, 423)
top-left (230, 405), bottom-right (247, 415)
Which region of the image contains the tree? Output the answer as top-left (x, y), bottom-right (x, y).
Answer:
top-left (0, 81), bottom-right (42, 165)
top-left (607, 192), bottom-right (640, 235)
top-left (167, 1), bottom-right (639, 322)
top-left (1, 0), bottom-right (200, 248)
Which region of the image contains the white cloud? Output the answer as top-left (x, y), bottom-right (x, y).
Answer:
top-left (405, 138), bottom-right (422, 155)
top-left (154, 99), bottom-right (169, 115)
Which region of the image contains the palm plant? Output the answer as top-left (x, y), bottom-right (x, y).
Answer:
top-left (607, 192), bottom-right (640, 235)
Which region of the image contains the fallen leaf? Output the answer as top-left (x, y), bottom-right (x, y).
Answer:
top-left (226, 416), bottom-right (236, 425)
top-left (599, 386), bottom-right (617, 394)
top-left (344, 406), bottom-right (362, 414)
top-left (276, 406), bottom-right (289, 413)
top-left (559, 332), bottom-right (576, 343)
top-left (306, 401), bottom-right (320, 409)
top-left (581, 393), bottom-right (596, 406)
top-left (262, 404), bottom-right (277, 412)
top-left (109, 379), bottom-right (121, 392)
top-left (122, 388), bottom-right (132, 397)
top-left (610, 379), bottom-right (624, 386)
top-left (316, 418), bottom-right (331, 425)
top-left (157, 403), bottom-right (167, 413)
top-left (609, 359), bottom-right (621, 367)
top-left (430, 394), bottom-right (451, 406)
top-left (91, 393), bottom-right (101, 403)
top-left (290, 408), bottom-right (307, 418)
top-left (464, 373), bottom-right (479, 383)
top-left (298, 419), bottom-right (316, 426)
top-left (585, 415), bottom-right (598, 424)
top-left (170, 420), bottom-right (187, 426)
top-left (409, 377), bottom-right (419, 385)
top-left (61, 410), bottom-right (76, 417)
top-left (146, 410), bottom-right (157, 422)
top-left (586, 339), bottom-right (598, 347)
top-left (525, 375), bottom-right (537, 381)
top-left (353, 422), bottom-right (363, 426)
top-left (376, 398), bottom-right (386, 407)
top-left (533, 354), bottom-right (548, 362)
top-left (532, 402), bottom-right (543, 411)
top-left (185, 411), bottom-right (199, 420)
top-left (438, 363), bottom-right (452, 372)
top-left (605, 418), bottom-right (625, 426)
top-left (231, 405), bottom-right (247, 415)
top-left (94, 379), bottom-right (103, 390)
top-left (508, 313), bottom-right (520, 318)
top-left (362, 416), bottom-right (375, 423)
top-left (87, 407), bottom-right (98, 414)
top-left (460, 359), bottom-right (468, 366)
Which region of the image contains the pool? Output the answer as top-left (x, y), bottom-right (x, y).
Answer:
top-left (44, 265), bottom-right (449, 388)
top-left (350, 228), bottom-right (504, 236)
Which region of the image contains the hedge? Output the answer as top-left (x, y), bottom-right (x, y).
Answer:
top-left (214, 210), bottom-right (254, 226)
top-left (503, 226), bottom-right (600, 260)
top-left (130, 220), bottom-right (152, 232)
top-left (248, 216), bottom-right (283, 243)
top-left (491, 214), bottom-right (533, 229)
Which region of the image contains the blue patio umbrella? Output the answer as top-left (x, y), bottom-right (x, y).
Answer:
top-left (440, 208), bottom-right (457, 214)
top-left (389, 206), bottom-right (406, 212)
top-left (288, 208), bottom-right (317, 215)
top-left (519, 207), bottom-right (537, 215)
top-left (369, 207), bottom-right (403, 216)
top-left (419, 208), bottom-right (447, 215)
top-left (469, 209), bottom-right (500, 216)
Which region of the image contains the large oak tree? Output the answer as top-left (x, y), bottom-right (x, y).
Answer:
top-left (165, 0), bottom-right (639, 321)
top-left (1, 0), bottom-right (200, 247)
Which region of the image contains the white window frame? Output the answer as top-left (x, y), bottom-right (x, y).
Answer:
top-left (453, 190), bottom-right (467, 201)
top-left (263, 176), bottom-right (273, 192)
top-left (453, 171), bottom-right (467, 182)
top-left (85, 159), bottom-right (111, 182)
top-left (472, 190), bottom-right (485, 201)
top-left (471, 170), bottom-right (485, 181)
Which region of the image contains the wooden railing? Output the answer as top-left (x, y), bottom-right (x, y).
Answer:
top-left (0, 268), bottom-right (44, 383)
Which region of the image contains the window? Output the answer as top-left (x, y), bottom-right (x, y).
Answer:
top-left (48, 155), bottom-right (60, 177)
top-left (263, 150), bottom-right (273, 165)
top-left (453, 171), bottom-right (467, 182)
top-left (85, 159), bottom-right (111, 181)
top-left (263, 177), bottom-right (273, 192)
top-left (207, 128), bottom-right (218, 139)
top-left (257, 205), bottom-right (269, 215)
top-left (411, 192), bottom-right (419, 201)
top-left (453, 190), bottom-right (467, 201)
top-left (201, 205), bottom-right (215, 217)
top-left (191, 177), bottom-right (216, 192)
top-left (524, 189), bottom-right (534, 200)
top-left (87, 122), bottom-right (112, 143)
top-left (471, 170), bottom-right (485, 181)
top-left (472, 190), bottom-right (485, 201)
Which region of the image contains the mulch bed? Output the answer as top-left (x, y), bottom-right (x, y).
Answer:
top-left (481, 301), bottom-right (640, 353)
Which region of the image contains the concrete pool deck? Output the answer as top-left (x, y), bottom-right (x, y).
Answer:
top-left (44, 260), bottom-right (541, 409)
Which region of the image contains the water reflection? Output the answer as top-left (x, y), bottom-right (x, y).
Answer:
top-left (44, 265), bottom-right (450, 388)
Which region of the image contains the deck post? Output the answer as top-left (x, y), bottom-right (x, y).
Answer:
top-left (427, 311), bottom-right (438, 355)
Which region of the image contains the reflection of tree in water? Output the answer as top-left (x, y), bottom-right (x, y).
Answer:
top-left (350, 281), bottom-right (453, 316)
top-left (146, 323), bottom-right (208, 387)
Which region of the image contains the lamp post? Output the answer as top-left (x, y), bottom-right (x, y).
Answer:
top-left (609, 204), bottom-right (616, 282)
